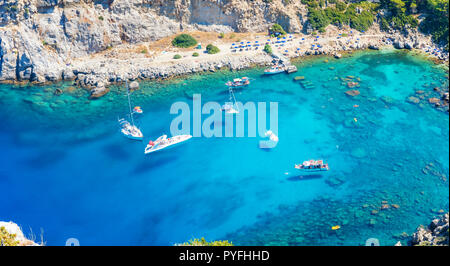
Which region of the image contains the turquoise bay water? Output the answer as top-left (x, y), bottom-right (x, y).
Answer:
top-left (0, 50), bottom-right (448, 245)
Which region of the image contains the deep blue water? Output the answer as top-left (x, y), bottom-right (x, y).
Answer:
top-left (0, 50), bottom-right (448, 245)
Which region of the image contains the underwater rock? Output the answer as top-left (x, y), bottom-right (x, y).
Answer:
top-left (380, 96), bottom-right (394, 104)
top-left (407, 96), bottom-right (420, 104)
top-left (325, 176), bottom-right (345, 187)
top-left (428, 97), bottom-right (440, 104)
top-left (345, 89), bottom-right (360, 96)
top-left (90, 86), bottom-right (110, 99)
top-left (54, 88), bottom-right (63, 96)
top-left (346, 82), bottom-right (359, 88)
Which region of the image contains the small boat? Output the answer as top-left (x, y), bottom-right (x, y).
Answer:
top-left (264, 65), bottom-right (285, 75)
top-left (225, 77), bottom-right (250, 87)
top-left (259, 130), bottom-right (279, 149)
top-left (221, 103), bottom-right (239, 114)
top-left (133, 106), bottom-right (143, 114)
top-left (119, 81), bottom-right (143, 141)
top-left (222, 87), bottom-right (240, 114)
top-left (145, 134), bottom-right (192, 154)
top-left (119, 118), bottom-right (143, 140)
top-left (295, 160), bottom-right (329, 171)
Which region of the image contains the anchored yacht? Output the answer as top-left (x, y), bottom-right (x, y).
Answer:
top-left (145, 134), bottom-right (192, 154)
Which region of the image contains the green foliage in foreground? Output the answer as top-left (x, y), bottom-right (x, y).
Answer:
top-left (173, 54), bottom-right (182, 59)
top-left (206, 44), bottom-right (220, 54)
top-left (264, 44), bottom-right (273, 54)
top-left (177, 237), bottom-right (234, 246)
top-left (172, 34), bottom-right (198, 48)
top-left (0, 226), bottom-right (19, 246)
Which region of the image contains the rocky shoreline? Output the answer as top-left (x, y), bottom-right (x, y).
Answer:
top-left (1, 1), bottom-right (448, 101)
top-left (410, 213), bottom-right (449, 246)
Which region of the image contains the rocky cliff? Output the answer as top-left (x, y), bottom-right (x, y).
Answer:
top-left (411, 213), bottom-right (449, 246)
top-left (0, 0), bottom-right (308, 83)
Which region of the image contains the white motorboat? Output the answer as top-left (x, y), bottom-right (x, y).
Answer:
top-left (264, 65), bottom-right (285, 75)
top-left (119, 81), bottom-right (144, 141)
top-left (145, 134), bottom-right (192, 154)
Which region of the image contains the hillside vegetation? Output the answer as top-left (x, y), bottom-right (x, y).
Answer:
top-left (303, 0), bottom-right (448, 49)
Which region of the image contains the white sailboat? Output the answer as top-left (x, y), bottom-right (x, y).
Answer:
top-left (145, 134), bottom-right (192, 154)
top-left (119, 81), bottom-right (143, 141)
top-left (221, 86), bottom-right (240, 114)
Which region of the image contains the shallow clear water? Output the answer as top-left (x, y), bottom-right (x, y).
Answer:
top-left (0, 50), bottom-right (448, 246)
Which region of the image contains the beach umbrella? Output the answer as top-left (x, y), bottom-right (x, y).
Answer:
top-left (297, 48), bottom-right (300, 50)
top-left (302, 38), bottom-right (305, 40)
top-left (255, 41), bottom-right (259, 43)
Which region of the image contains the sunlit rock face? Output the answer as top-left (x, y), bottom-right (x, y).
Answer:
top-left (0, 0), bottom-right (308, 83)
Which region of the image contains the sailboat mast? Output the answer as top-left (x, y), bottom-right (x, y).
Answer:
top-left (126, 81), bottom-right (135, 126)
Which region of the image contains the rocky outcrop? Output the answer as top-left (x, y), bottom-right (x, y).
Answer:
top-left (0, 0), bottom-right (447, 97)
top-left (0, 0), bottom-right (308, 82)
top-left (411, 213), bottom-right (449, 246)
top-left (0, 221), bottom-right (40, 246)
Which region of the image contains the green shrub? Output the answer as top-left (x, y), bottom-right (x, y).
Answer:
top-left (350, 11), bottom-right (374, 32)
top-left (419, 0), bottom-right (449, 49)
top-left (173, 54), bottom-right (182, 59)
top-left (336, 1), bottom-right (347, 11)
top-left (192, 52), bottom-right (199, 57)
top-left (98, 16), bottom-right (104, 21)
top-left (308, 8), bottom-right (329, 32)
top-left (172, 34), bottom-right (198, 48)
top-left (219, 33), bottom-right (225, 39)
top-left (206, 44), bottom-right (220, 54)
top-left (269, 23), bottom-right (287, 37)
top-left (264, 44), bottom-right (273, 54)
top-left (0, 226), bottom-right (19, 246)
